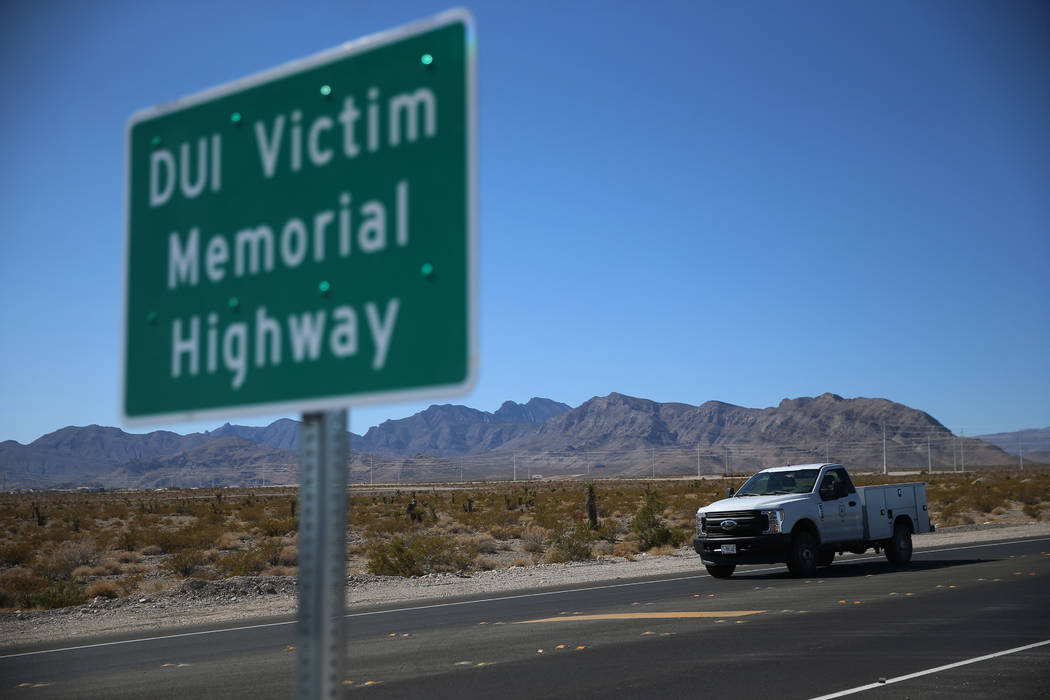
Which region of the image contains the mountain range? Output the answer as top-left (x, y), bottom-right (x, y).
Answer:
top-left (1, 394), bottom-right (1036, 490)
top-left (977, 426), bottom-right (1050, 464)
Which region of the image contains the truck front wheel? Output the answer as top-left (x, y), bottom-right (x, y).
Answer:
top-left (787, 530), bottom-right (818, 577)
top-left (885, 519), bottom-right (913, 566)
top-left (705, 564), bottom-right (736, 578)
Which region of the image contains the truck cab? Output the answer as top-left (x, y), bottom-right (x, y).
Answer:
top-left (694, 463), bottom-right (931, 579)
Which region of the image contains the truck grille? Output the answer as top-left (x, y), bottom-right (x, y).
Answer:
top-left (703, 511), bottom-right (768, 536)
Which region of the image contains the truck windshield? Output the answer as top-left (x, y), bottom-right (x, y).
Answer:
top-left (735, 469), bottom-right (820, 496)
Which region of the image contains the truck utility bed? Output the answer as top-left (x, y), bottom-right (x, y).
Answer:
top-left (857, 482), bottom-right (933, 540)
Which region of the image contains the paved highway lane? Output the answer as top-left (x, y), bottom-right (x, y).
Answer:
top-left (3, 536), bottom-right (1049, 699)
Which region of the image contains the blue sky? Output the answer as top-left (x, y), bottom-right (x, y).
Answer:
top-left (1, 0), bottom-right (1048, 444)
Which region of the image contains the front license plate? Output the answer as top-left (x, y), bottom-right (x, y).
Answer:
top-left (720, 544), bottom-right (737, 555)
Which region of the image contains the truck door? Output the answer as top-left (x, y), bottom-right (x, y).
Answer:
top-left (818, 468), bottom-right (863, 544)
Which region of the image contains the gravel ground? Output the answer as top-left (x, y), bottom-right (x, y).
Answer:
top-left (3, 521), bottom-right (1049, 649)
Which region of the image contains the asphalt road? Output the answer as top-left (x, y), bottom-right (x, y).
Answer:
top-left (3, 536), bottom-right (1049, 699)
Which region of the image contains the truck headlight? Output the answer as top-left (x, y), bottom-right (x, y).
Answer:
top-left (761, 509), bottom-right (784, 534)
top-left (697, 512), bottom-right (706, 535)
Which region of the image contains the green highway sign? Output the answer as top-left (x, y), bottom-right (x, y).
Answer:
top-left (123, 10), bottom-right (477, 423)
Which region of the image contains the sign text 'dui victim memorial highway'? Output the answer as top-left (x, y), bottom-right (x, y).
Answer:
top-left (123, 10), bottom-right (477, 423)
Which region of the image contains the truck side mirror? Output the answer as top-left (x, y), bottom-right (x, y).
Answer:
top-left (819, 485), bottom-right (835, 501)
top-left (726, 487), bottom-right (734, 497)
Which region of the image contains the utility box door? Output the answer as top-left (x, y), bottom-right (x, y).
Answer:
top-left (859, 487), bottom-right (892, 540)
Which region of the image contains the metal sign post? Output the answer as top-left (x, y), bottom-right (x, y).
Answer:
top-left (296, 409), bottom-right (348, 698)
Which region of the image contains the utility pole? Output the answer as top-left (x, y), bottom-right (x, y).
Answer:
top-left (513, 452), bottom-right (517, 482)
top-left (697, 444), bottom-right (701, 478)
top-left (960, 429), bottom-right (965, 472)
top-left (927, 434), bottom-right (931, 472)
top-left (369, 455), bottom-right (373, 487)
top-left (651, 448), bottom-right (655, 479)
top-left (1019, 433), bottom-right (1024, 472)
top-left (953, 436), bottom-right (957, 472)
top-left (882, 421), bottom-right (887, 475)
top-left (724, 446), bottom-right (729, 475)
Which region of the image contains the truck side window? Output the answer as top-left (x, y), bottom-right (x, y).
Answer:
top-left (829, 467), bottom-right (856, 495)
top-left (819, 472), bottom-right (839, 500)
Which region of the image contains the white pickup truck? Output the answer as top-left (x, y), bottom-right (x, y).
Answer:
top-left (693, 463), bottom-right (933, 578)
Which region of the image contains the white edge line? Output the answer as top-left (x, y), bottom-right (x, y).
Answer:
top-left (2, 535), bottom-right (1048, 660)
top-left (0, 619), bottom-right (294, 660)
top-left (808, 639), bottom-right (1050, 700)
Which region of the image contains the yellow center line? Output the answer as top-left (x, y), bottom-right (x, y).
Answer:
top-left (516, 611), bottom-right (766, 624)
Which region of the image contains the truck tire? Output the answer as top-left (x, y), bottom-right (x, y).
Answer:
top-left (787, 530), bottom-right (818, 577)
top-left (885, 519), bottom-right (913, 566)
top-left (705, 564), bottom-right (735, 579)
top-left (817, 550), bottom-right (835, 567)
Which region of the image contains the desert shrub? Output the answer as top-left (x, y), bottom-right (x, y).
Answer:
top-left (139, 522), bottom-right (221, 553)
top-left (632, 490), bottom-right (683, 551)
top-left (1023, 504), bottom-right (1043, 520)
top-left (520, 525), bottom-right (547, 553)
top-left (238, 501), bottom-right (268, 523)
top-left (0, 540), bottom-right (35, 567)
top-left (474, 555), bottom-right (500, 571)
top-left (365, 533), bottom-right (475, 577)
top-left (0, 567), bottom-right (46, 608)
top-left (118, 527), bottom-right (140, 551)
top-left (217, 542), bottom-right (280, 577)
top-left (36, 539), bottom-right (97, 579)
top-left (260, 516), bottom-right (297, 537)
top-left (32, 580), bottom-right (87, 609)
top-left (487, 523), bottom-right (522, 540)
top-left (363, 514), bottom-right (415, 539)
top-left (72, 565), bottom-right (109, 580)
top-left (544, 521), bottom-right (595, 563)
top-left (215, 532), bottom-right (245, 550)
top-left (278, 545), bottom-right (298, 566)
top-left (472, 534), bottom-right (499, 554)
top-left (85, 580), bottom-right (122, 599)
top-left (161, 550), bottom-right (206, 577)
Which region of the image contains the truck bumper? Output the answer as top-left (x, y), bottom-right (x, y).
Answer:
top-left (694, 534), bottom-right (792, 565)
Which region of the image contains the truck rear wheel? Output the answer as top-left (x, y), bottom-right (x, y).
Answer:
top-left (885, 519), bottom-right (913, 566)
top-left (787, 530), bottom-right (818, 577)
top-left (705, 564), bottom-right (736, 578)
